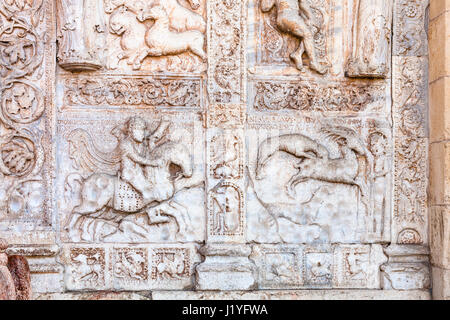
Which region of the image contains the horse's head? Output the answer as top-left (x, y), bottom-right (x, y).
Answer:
top-left (187, 0), bottom-right (201, 10)
top-left (261, 0), bottom-right (276, 12)
top-left (109, 6), bottom-right (131, 35)
top-left (137, 5), bottom-right (167, 22)
top-left (150, 141), bottom-right (193, 179)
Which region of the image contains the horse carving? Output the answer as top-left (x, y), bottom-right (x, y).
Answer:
top-left (106, 1), bottom-right (206, 70)
top-left (64, 117), bottom-right (202, 241)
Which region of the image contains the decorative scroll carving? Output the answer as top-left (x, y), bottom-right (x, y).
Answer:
top-left (208, 0), bottom-right (244, 103)
top-left (258, 0), bottom-right (329, 74)
top-left (56, 0), bottom-right (105, 72)
top-left (0, 17), bottom-right (43, 79)
top-left (64, 77), bottom-right (201, 108)
top-left (346, 0), bottom-right (393, 78)
top-left (393, 57), bottom-right (427, 234)
top-left (1, 80), bottom-right (44, 124)
top-left (252, 81), bottom-right (386, 113)
top-left (0, 130), bottom-right (43, 177)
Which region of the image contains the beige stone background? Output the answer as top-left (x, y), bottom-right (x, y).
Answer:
top-left (0, 0), bottom-right (448, 300)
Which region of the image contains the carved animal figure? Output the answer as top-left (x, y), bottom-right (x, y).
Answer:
top-left (70, 141), bottom-right (192, 222)
top-left (115, 251), bottom-right (146, 280)
top-left (65, 119), bottom-right (200, 236)
top-left (156, 251), bottom-right (185, 279)
top-left (136, 5), bottom-right (206, 65)
top-left (255, 133), bottom-right (329, 180)
top-left (108, 5), bottom-right (148, 69)
top-left (72, 253), bottom-right (103, 284)
top-left (287, 128), bottom-right (372, 197)
top-left (260, 0), bottom-right (327, 73)
top-left (143, 0), bottom-right (206, 33)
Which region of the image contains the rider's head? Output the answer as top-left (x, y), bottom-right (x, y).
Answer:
top-left (128, 116), bottom-right (147, 143)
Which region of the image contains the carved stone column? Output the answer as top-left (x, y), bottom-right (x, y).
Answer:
top-left (429, 0), bottom-right (450, 300)
top-left (195, 0), bottom-right (256, 290)
top-left (56, 0), bottom-right (105, 72)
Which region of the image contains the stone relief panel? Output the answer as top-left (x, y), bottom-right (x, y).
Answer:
top-left (0, 0), bottom-right (54, 240)
top-left (62, 244), bottom-right (200, 290)
top-left (57, 112), bottom-right (205, 243)
top-left (208, 0), bottom-right (246, 103)
top-left (393, 0), bottom-right (428, 57)
top-left (346, 0), bottom-right (393, 78)
top-left (246, 115), bottom-right (392, 244)
top-left (251, 0), bottom-right (331, 75)
top-left (251, 244), bottom-right (387, 289)
top-left (61, 75), bottom-right (203, 110)
top-left (101, 0), bottom-right (206, 73)
top-left (0, 0), bottom-right (432, 295)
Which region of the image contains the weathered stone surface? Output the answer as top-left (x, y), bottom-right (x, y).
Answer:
top-left (381, 245), bottom-right (431, 290)
top-left (0, 238), bottom-right (16, 300)
top-left (195, 244), bottom-right (257, 290)
top-left (7, 255), bottom-right (31, 300)
top-left (152, 290), bottom-right (431, 300)
top-left (0, 0), bottom-right (437, 299)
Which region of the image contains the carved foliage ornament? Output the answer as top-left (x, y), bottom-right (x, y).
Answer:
top-left (64, 77), bottom-right (201, 108)
top-left (0, 17), bottom-right (43, 79)
top-left (209, 0), bottom-right (244, 102)
top-left (253, 81), bottom-right (385, 113)
top-left (1, 79), bottom-right (44, 124)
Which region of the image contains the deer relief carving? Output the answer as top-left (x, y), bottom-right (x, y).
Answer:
top-left (64, 117), bottom-right (203, 242)
top-left (260, 0), bottom-right (329, 74)
top-left (106, 0), bottom-right (206, 70)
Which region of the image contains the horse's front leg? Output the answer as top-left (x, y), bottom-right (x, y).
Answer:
top-left (130, 48), bottom-right (150, 70)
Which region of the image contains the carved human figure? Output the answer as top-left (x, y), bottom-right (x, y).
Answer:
top-left (368, 132), bottom-right (389, 233)
top-left (117, 116), bottom-right (162, 204)
top-left (260, 0), bottom-right (327, 74)
top-left (211, 185), bottom-right (240, 234)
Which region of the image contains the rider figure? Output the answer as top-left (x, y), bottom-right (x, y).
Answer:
top-left (119, 116), bottom-right (162, 203)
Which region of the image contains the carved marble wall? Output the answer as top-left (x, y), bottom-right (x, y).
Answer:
top-left (0, 0), bottom-right (433, 298)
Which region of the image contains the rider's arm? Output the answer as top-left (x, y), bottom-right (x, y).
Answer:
top-left (299, 0), bottom-right (313, 20)
top-left (123, 141), bottom-right (160, 167)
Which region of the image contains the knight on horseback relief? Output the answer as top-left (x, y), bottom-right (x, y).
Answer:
top-left (63, 116), bottom-right (203, 242)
